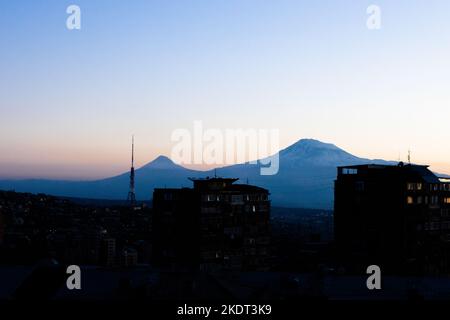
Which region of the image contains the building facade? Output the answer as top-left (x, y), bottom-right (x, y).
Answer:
top-left (0, 209), bottom-right (4, 246)
top-left (335, 163), bottom-right (450, 275)
top-left (152, 178), bottom-right (271, 271)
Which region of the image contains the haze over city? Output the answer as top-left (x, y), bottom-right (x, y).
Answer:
top-left (1, 0), bottom-right (450, 179)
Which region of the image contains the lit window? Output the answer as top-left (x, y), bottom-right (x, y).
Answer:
top-left (252, 205), bottom-right (256, 213)
top-left (444, 198), bottom-right (450, 204)
top-left (407, 183), bottom-right (422, 191)
top-left (407, 196), bottom-right (414, 205)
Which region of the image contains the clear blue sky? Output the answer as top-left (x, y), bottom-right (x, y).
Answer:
top-left (1, 0), bottom-right (450, 179)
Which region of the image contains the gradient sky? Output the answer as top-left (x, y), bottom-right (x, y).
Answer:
top-left (1, 0), bottom-right (450, 179)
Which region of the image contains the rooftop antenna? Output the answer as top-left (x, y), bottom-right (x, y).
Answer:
top-left (408, 149), bottom-right (411, 165)
top-left (127, 135), bottom-right (136, 206)
top-left (214, 168), bottom-right (217, 178)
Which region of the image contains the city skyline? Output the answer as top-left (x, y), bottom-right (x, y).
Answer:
top-left (2, 0), bottom-right (450, 179)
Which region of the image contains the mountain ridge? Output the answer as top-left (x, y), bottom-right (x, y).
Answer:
top-left (0, 139), bottom-right (409, 209)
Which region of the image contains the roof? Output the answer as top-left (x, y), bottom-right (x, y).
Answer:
top-left (154, 178), bottom-right (268, 194)
top-left (408, 165), bottom-right (441, 183)
top-left (338, 163), bottom-right (430, 170)
top-left (338, 163), bottom-right (441, 183)
top-left (188, 177), bottom-right (239, 183)
top-left (225, 184), bottom-right (269, 193)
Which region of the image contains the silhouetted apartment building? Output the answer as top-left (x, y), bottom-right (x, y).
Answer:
top-left (335, 163), bottom-right (450, 275)
top-left (152, 177), bottom-right (271, 271)
top-left (0, 210), bottom-right (4, 245)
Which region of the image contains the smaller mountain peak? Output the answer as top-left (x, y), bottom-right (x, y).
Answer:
top-left (143, 155), bottom-right (178, 169)
top-left (153, 155), bottom-right (173, 163)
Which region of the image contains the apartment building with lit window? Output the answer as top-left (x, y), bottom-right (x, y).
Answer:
top-left (335, 163), bottom-right (450, 275)
top-left (152, 177), bottom-right (271, 271)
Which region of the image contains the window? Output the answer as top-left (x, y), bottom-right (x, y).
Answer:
top-left (431, 222), bottom-right (440, 230)
top-left (444, 198), bottom-right (450, 204)
top-left (431, 196), bottom-right (439, 205)
top-left (163, 193), bottom-right (173, 201)
top-left (355, 181), bottom-right (365, 192)
top-left (407, 182), bottom-right (423, 191)
top-left (407, 196), bottom-right (414, 205)
top-left (231, 195), bottom-right (243, 204)
top-left (343, 168), bottom-right (358, 175)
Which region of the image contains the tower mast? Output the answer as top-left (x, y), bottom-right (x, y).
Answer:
top-left (127, 135), bottom-right (136, 206)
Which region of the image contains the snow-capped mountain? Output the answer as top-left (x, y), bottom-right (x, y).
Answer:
top-left (0, 139), bottom-right (393, 209)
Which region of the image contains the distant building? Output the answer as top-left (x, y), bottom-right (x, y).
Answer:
top-left (335, 163), bottom-right (450, 275)
top-left (120, 247), bottom-right (138, 267)
top-left (152, 177), bottom-right (271, 271)
top-left (101, 238), bottom-right (116, 267)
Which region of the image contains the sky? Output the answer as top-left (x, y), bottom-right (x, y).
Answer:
top-left (1, 0), bottom-right (450, 179)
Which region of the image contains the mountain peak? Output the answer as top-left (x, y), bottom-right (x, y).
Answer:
top-left (282, 139), bottom-right (340, 153)
top-left (143, 155), bottom-right (179, 169)
top-left (279, 138), bottom-right (362, 166)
